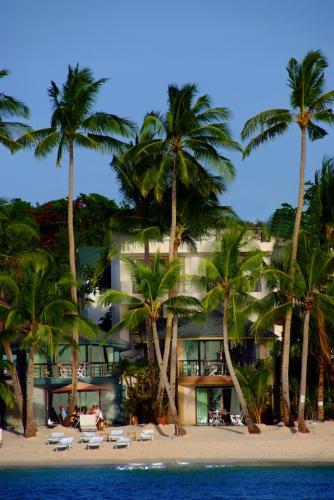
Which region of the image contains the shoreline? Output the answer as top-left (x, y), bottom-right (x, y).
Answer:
top-left (1, 459), bottom-right (334, 470)
top-left (1, 421), bottom-right (334, 470)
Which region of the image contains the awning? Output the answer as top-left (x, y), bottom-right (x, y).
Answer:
top-left (52, 381), bottom-right (108, 393)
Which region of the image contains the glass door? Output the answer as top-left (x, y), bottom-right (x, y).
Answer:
top-left (196, 388), bottom-right (208, 424)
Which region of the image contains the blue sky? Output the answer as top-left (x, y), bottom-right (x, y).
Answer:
top-left (2, 0), bottom-right (334, 221)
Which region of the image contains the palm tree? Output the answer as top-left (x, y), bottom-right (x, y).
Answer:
top-left (125, 86), bottom-right (240, 410)
top-left (128, 84), bottom-right (240, 263)
top-left (201, 226), bottom-right (262, 434)
top-left (19, 65), bottom-right (135, 418)
top-left (293, 234), bottom-right (334, 432)
top-left (241, 50), bottom-right (334, 426)
top-left (0, 201), bottom-right (38, 424)
top-left (0, 251), bottom-right (98, 437)
top-left (100, 251), bottom-right (201, 435)
top-left (235, 358), bottom-right (273, 424)
top-left (0, 69), bottom-right (29, 153)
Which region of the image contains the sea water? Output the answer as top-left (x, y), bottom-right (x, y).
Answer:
top-left (1, 464), bottom-right (334, 499)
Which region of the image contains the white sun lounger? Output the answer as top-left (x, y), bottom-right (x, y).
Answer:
top-left (86, 436), bottom-right (103, 449)
top-left (47, 432), bottom-right (64, 444)
top-left (139, 429), bottom-right (154, 441)
top-left (114, 437), bottom-right (131, 449)
top-left (54, 437), bottom-right (74, 451)
top-left (80, 431), bottom-right (96, 443)
top-left (108, 429), bottom-right (124, 441)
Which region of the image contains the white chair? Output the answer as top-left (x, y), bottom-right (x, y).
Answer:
top-left (86, 436), bottom-right (103, 449)
top-left (79, 414), bottom-right (97, 432)
top-left (54, 437), bottom-right (74, 451)
top-left (108, 429), bottom-right (124, 441)
top-left (80, 431), bottom-right (96, 443)
top-left (230, 413), bottom-right (244, 426)
top-left (139, 429), bottom-right (154, 441)
top-left (47, 432), bottom-right (64, 444)
top-left (114, 437), bottom-right (131, 448)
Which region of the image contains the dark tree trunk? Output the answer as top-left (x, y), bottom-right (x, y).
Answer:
top-left (24, 346), bottom-right (36, 438)
top-left (282, 127), bottom-right (307, 427)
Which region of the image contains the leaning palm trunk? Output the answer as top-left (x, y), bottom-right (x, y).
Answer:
top-left (298, 308), bottom-right (311, 433)
top-left (144, 241), bottom-right (154, 364)
top-left (67, 144), bottom-right (79, 424)
top-left (170, 317), bottom-right (178, 399)
top-left (24, 346), bottom-right (36, 438)
top-left (2, 340), bottom-right (24, 424)
top-left (317, 360), bottom-right (325, 421)
top-left (282, 127), bottom-right (307, 427)
top-left (316, 308), bottom-right (328, 422)
top-left (157, 161), bottom-right (178, 410)
top-left (223, 295), bottom-right (260, 434)
top-left (151, 318), bottom-right (185, 436)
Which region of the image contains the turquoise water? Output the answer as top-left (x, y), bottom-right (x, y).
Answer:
top-left (1, 464), bottom-right (334, 499)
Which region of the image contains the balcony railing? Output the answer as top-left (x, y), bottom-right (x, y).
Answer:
top-left (33, 362), bottom-right (119, 379)
top-left (178, 360), bottom-right (229, 377)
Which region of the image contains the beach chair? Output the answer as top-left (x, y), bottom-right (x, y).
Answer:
top-left (80, 431), bottom-right (96, 443)
top-left (139, 429), bottom-right (154, 441)
top-left (54, 437), bottom-right (74, 451)
top-left (86, 436), bottom-right (103, 450)
top-left (230, 413), bottom-right (244, 426)
top-left (108, 429), bottom-right (124, 441)
top-left (47, 432), bottom-right (64, 444)
top-left (79, 414), bottom-right (97, 432)
top-left (114, 437), bottom-right (131, 449)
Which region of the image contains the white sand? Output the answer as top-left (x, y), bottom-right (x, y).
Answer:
top-left (1, 421), bottom-right (334, 468)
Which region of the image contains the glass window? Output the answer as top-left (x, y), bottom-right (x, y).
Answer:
top-left (206, 341), bottom-right (222, 361)
top-left (184, 341), bottom-right (199, 361)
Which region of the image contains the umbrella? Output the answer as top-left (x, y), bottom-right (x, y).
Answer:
top-left (52, 381), bottom-right (108, 393)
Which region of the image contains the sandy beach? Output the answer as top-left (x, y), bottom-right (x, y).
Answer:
top-left (1, 421), bottom-right (334, 468)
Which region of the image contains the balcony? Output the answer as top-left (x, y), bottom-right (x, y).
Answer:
top-left (178, 360), bottom-right (229, 377)
top-left (33, 362), bottom-right (119, 379)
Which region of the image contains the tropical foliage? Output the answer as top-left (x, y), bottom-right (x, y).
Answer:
top-left (242, 50), bottom-right (334, 426)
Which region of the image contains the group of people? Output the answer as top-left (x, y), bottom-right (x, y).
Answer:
top-left (60, 404), bottom-right (104, 429)
top-left (49, 404), bottom-right (104, 430)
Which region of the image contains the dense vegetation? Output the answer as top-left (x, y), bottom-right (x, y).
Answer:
top-left (1, 50), bottom-right (334, 436)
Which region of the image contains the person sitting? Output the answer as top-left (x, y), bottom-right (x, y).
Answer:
top-left (95, 405), bottom-right (104, 431)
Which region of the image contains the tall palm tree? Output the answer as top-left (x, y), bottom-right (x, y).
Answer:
top-left (100, 252), bottom-right (201, 435)
top-left (293, 233), bottom-right (334, 432)
top-left (0, 252), bottom-right (98, 437)
top-left (125, 85), bottom-right (240, 410)
top-left (241, 50), bottom-right (334, 426)
top-left (201, 226), bottom-right (262, 434)
top-left (128, 84), bottom-right (240, 263)
top-left (0, 69), bottom-right (29, 153)
top-left (19, 65), bottom-right (135, 418)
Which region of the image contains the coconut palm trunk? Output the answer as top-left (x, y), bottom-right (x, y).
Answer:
top-left (2, 340), bottom-right (24, 422)
top-left (144, 241), bottom-right (154, 364)
top-left (24, 346), bottom-right (36, 438)
top-left (297, 307), bottom-right (311, 433)
top-left (223, 294), bottom-right (260, 434)
top-left (67, 143), bottom-right (79, 423)
top-left (282, 127), bottom-right (307, 427)
top-left (316, 308), bottom-right (327, 421)
top-left (151, 317), bottom-right (182, 435)
top-left (317, 360), bottom-right (325, 421)
top-left (157, 161), bottom-right (178, 410)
